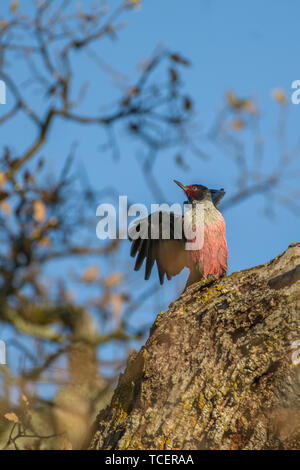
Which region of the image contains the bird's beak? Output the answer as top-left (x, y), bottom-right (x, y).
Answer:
top-left (174, 180), bottom-right (187, 191)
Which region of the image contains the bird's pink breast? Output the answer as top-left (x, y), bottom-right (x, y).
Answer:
top-left (188, 216), bottom-right (228, 278)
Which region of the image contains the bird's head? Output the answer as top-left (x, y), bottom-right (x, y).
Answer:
top-left (174, 180), bottom-right (225, 207)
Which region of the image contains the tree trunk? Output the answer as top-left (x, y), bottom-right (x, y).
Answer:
top-left (89, 243), bottom-right (300, 450)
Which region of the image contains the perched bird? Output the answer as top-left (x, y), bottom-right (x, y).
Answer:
top-left (129, 180), bottom-right (228, 289)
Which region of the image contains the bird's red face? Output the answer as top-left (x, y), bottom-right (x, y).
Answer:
top-left (174, 180), bottom-right (225, 206)
top-left (174, 180), bottom-right (208, 201)
top-left (184, 184), bottom-right (207, 200)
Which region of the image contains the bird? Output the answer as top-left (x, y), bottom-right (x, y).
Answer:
top-left (129, 180), bottom-right (228, 289)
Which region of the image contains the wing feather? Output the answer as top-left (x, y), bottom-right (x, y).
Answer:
top-left (129, 211), bottom-right (186, 283)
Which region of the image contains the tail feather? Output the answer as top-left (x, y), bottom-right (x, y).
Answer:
top-left (134, 239), bottom-right (149, 271)
top-left (130, 237), bottom-right (142, 257)
top-left (145, 241), bottom-right (155, 280)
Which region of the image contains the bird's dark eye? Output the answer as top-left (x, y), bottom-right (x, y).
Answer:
top-left (192, 186), bottom-right (197, 191)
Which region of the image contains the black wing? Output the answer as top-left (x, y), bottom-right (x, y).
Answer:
top-left (129, 211), bottom-right (186, 284)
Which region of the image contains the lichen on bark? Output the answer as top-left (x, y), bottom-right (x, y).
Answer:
top-left (89, 243), bottom-right (300, 450)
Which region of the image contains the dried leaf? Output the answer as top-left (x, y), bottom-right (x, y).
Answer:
top-left (169, 67), bottom-right (178, 83)
top-left (226, 91), bottom-right (251, 112)
top-left (24, 170), bottom-right (34, 184)
top-left (272, 88), bottom-right (287, 105)
top-left (48, 217), bottom-right (59, 228)
top-left (10, 1), bottom-right (19, 13)
top-left (129, 87), bottom-right (139, 96)
top-left (81, 266), bottom-right (99, 283)
top-left (20, 394), bottom-right (29, 406)
top-left (244, 100), bottom-right (256, 114)
top-left (129, 122), bottom-right (139, 132)
top-left (226, 90), bottom-right (237, 107)
top-left (0, 200), bottom-right (11, 216)
top-left (61, 438), bottom-right (72, 450)
top-left (122, 96), bottom-right (131, 107)
top-left (170, 53), bottom-right (190, 66)
top-left (38, 236), bottom-right (51, 247)
top-left (33, 200), bottom-right (47, 222)
top-left (184, 96), bottom-right (192, 110)
top-left (130, 0), bottom-right (142, 9)
top-left (111, 294), bottom-right (124, 320)
top-left (231, 119), bottom-right (245, 131)
top-left (104, 272), bottom-right (123, 287)
top-left (0, 172), bottom-right (6, 187)
top-left (0, 191), bottom-right (9, 201)
top-left (4, 412), bottom-right (20, 423)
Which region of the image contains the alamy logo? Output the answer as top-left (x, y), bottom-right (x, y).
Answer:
top-left (291, 80), bottom-right (300, 104)
top-left (0, 340), bottom-right (6, 365)
top-left (291, 340), bottom-right (300, 365)
top-left (96, 196), bottom-right (205, 251)
top-left (0, 80), bottom-right (6, 104)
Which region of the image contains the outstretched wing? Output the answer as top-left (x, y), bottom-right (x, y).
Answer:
top-left (128, 211), bottom-right (187, 284)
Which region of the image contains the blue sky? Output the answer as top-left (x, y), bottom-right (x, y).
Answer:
top-left (52, 0), bottom-right (300, 276)
top-left (1, 0), bottom-right (300, 395)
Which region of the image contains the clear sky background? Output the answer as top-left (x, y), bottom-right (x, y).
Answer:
top-left (1, 0), bottom-right (300, 397)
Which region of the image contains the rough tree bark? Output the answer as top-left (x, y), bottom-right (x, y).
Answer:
top-left (89, 243), bottom-right (300, 450)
